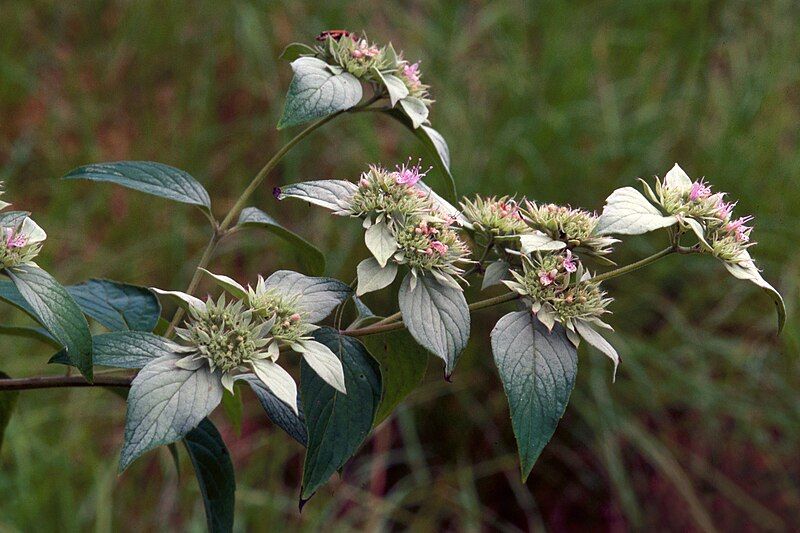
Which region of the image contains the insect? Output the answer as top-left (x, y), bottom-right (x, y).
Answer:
top-left (316, 30), bottom-right (355, 42)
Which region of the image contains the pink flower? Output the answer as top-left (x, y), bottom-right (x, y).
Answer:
top-left (562, 250), bottom-right (577, 273)
top-left (497, 200), bottom-right (522, 220)
top-left (358, 175), bottom-right (370, 187)
top-left (352, 40), bottom-right (379, 59)
top-left (402, 62), bottom-right (422, 88)
top-left (394, 158), bottom-right (431, 186)
top-left (429, 241), bottom-right (449, 256)
top-left (715, 197), bottom-right (736, 220)
top-left (726, 216), bottom-right (753, 242)
top-left (689, 180), bottom-right (712, 201)
top-left (539, 270), bottom-right (556, 286)
top-left (4, 228), bottom-right (27, 249)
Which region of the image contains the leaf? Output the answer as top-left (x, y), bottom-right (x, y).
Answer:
top-left (385, 109), bottom-right (457, 202)
top-left (151, 288), bottom-right (205, 311)
top-left (183, 418), bottom-right (236, 533)
top-left (374, 69), bottom-right (409, 107)
top-left (722, 253), bottom-right (786, 332)
top-left (250, 359), bottom-right (299, 415)
top-left (574, 320), bottom-right (619, 379)
top-left (236, 207), bottom-right (325, 275)
top-left (0, 324), bottom-right (58, 347)
top-left (262, 270), bottom-right (351, 323)
top-left (63, 161), bottom-right (211, 211)
top-left (356, 257), bottom-right (398, 296)
top-left (198, 269), bottom-right (247, 299)
top-left (279, 42), bottom-right (316, 61)
top-left (0, 372), bottom-right (19, 452)
top-left (0, 210), bottom-right (30, 228)
top-left (221, 389), bottom-right (243, 435)
top-left (295, 339), bottom-right (347, 393)
top-left (120, 354), bottom-right (223, 472)
top-left (49, 331), bottom-right (180, 369)
top-left (482, 260), bottom-right (510, 290)
top-left (277, 180), bottom-right (358, 211)
top-left (399, 96), bottom-right (429, 128)
top-left (664, 163), bottom-right (693, 191)
top-left (518, 231), bottom-right (567, 254)
top-left (490, 311), bottom-right (578, 480)
top-left (239, 374), bottom-right (307, 446)
top-left (66, 279), bottom-right (161, 332)
top-left (398, 273), bottom-right (470, 377)
top-left (362, 330), bottom-right (428, 425)
top-left (0, 279), bottom-right (36, 317)
top-left (7, 265), bottom-right (93, 381)
top-left (278, 57), bottom-right (363, 129)
top-left (595, 187), bottom-right (677, 235)
top-left (683, 217), bottom-right (711, 250)
top-left (364, 221), bottom-right (398, 268)
top-left (300, 328), bottom-right (381, 500)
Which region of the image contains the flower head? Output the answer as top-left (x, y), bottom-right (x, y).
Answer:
top-left (522, 201), bottom-right (616, 257)
top-left (394, 158), bottom-right (431, 186)
top-left (461, 195), bottom-right (529, 237)
top-left (689, 179), bottom-right (712, 201)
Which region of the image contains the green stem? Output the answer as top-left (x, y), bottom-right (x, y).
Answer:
top-left (589, 246), bottom-right (680, 283)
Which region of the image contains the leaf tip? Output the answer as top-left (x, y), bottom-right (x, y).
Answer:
top-left (273, 187), bottom-right (283, 200)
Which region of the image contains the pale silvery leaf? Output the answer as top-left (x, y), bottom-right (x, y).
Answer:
top-left (482, 260), bottom-right (510, 290)
top-left (151, 288), bottom-right (205, 311)
top-left (399, 96), bottom-right (429, 128)
top-left (198, 269), bottom-right (247, 299)
top-left (356, 257), bottom-right (398, 296)
top-left (295, 339), bottom-right (347, 393)
top-left (490, 311), bottom-right (577, 480)
top-left (250, 358), bottom-right (299, 415)
top-left (421, 126), bottom-right (451, 170)
top-left (262, 270), bottom-right (351, 323)
top-left (723, 252), bottom-right (786, 332)
top-left (595, 187), bottom-right (677, 235)
top-left (664, 163), bottom-right (693, 191)
top-left (19, 217), bottom-right (46, 244)
top-left (574, 319), bottom-right (619, 380)
top-left (398, 273), bottom-right (470, 377)
top-left (374, 69), bottom-right (409, 107)
top-left (413, 180), bottom-right (467, 225)
top-left (120, 354), bottom-right (223, 471)
top-left (277, 57), bottom-right (363, 129)
top-left (518, 231), bottom-right (567, 254)
top-left (683, 217), bottom-right (711, 250)
top-left (364, 221), bottom-right (398, 268)
top-left (278, 180), bottom-right (358, 212)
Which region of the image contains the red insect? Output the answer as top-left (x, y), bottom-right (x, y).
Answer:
top-left (315, 30), bottom-right (355, 42)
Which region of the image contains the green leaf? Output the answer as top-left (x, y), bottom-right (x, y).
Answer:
top-left (279, 42), bottom-right (316, 61)
top-left (63, 161), bottom-right (211, 211)
top-left (277, 180), bottom-right (358, 211)
top-left (373, 69), bottom-right (408, 107)
top-left (66, 279), bottom-right (161, 332)
top-left (490, 311), bottom-right (578, 480)
top-left (364, 221), bottom-right (397, 268)
top-left (236, 207), bottom-right (325, 276)
top-left (49, 331), bottom-right (179, 369)
top-left (398, 97), bottom-right (429, 128)
top-left (356, 257), bottom-right (397, 296)
top-left (240, 374), bottom-right (307, 446)
top-left (722, 252), bottom-right (786, 332)
top-left (183, 418), bottom-right (236, 533)
top-left (0, 324), bottom-right (58, 347)
top-left (385, 109), bottom-right (457, 201)
top-left (7, 265), bottom-right (93, 381)
top-left (278, 57), bottom-right (363, 129)
top-left (120, 355), bottom-right (223, 471)
top-left (221, 389), bottom-right (243, 435)
top-left (595, 187), bottom-right (677, 235)
top-left (300, 328), bottom-right (381, 500)
top-left (398, 273), bottom-right (470, 377)
top-left (0, 372), bottom-right (19, 452)
top-left (262, 270), bottom-right (351, 323)
top-left (362, 330), bottom-right (428, 426)
top-left (0, 279), bottom-right (36, 317)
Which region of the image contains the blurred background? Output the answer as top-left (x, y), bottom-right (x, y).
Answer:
top-left (1, 1), bottom-right (798, 531)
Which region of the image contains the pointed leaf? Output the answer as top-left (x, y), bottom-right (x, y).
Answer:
top-left (490, 311), bottom-right (577, 480)
top-left (63, 161), bottom-right (211, 211)
top-left (7, 265), bottom-right (93, 381)
top-left (364, 222), bottom-right (397, 268)
top-left (518, 232), bottom-right (567, 254)
top-left (482, 260), bottom-right (510, 290)
top-left (574, 320), bottom-right (619, 378)
top-left (183, 418), bottom-right (235, 533)
top-left (0, 324), bottom-right (58, 347)
top-left (277, 180), bottom-right (358, 211)
top-left (300, 328), bottom-right (381, 499)
top-left (356, 257), bottom-right (398, 296)
top-left (296, 339), bottom-right (346, 393)
top-left (236, 207), bottom-right (325, 275)
top-left (262, 270), bottom-right (351, 323)
top-left (49, 331), bottom-right (180, 369)
top-left (595, 187), bottom-right (677, 235)
top-left (120, 355), bottom-right (223, 471)
top-left (374, 70), bottom-right (409, 107)
top-left (198, 269), bottom-right (247, 299)
top-left (399, 96), bottom-right (429, 128)
top-left (722, 253), bottom-right (786, 332)
top-left (279, 42), bottom-right (316, 62)
top-left (664, 163), bottom-right (693, 191)
top-left (278, 57), bottom-right (363, 129)
top-left (250, 359), bottom-right (299, 415)
top-left (239, 374), bottom-right (307, 446)
top-left (67, 279), bottom-right (161, 332)
top-left (398, 273), bottom-right (469, 377)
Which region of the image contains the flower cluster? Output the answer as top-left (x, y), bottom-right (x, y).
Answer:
top-left (397, 58), bottom-right (430, 101)
top-left (316, 31), bottom-right (396, 79)
top-left (346, 162), bottom-right (434, 225)
top-left (394, 217), bottom-right (470, 280)
top-left (0, 185), bottom-right (47, 269)
top-left (461, 196), bottom-right (529, 236)
top-left (522, 201), bottom-right (616, 258)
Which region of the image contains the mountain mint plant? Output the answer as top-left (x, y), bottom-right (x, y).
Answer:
top-left (0, 31), bottom-right (786, 532)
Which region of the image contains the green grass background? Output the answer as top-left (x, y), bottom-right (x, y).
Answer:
top-left (1, 1), bottom-right (798, 530)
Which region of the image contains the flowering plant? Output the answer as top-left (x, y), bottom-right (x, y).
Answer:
top-left (0, 32), bottom-right (785, 532)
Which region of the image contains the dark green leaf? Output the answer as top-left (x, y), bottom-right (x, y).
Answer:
top-left (279, 42), bottom-right (316, 61)
top-left (49, 331), bottom-right (177, 369)
top-left (362, 330), bottom-right (428, 426)
top-left (184, 418), bottom-right (235, 533)
top-left (221, 389), bottom-right (243, 435)
top-left (0, 324), bottom-right (58, 347)
top-left (240, 374), bottom-right (307, 446)
top-left (490, 311), bottom-right (578, 480)
top-left (278, 57), bottom-right (362, 129)
top-left (0, 280), bottom-right (36, 317)
top-left (236, 207), bottom-right (325, 276)
top-left (0, 372), bottom-right (19, 452)
top-left (67, 279), bottom-right (161, 332)
top-left (300, 328), bottom-right (381, 499)
top-left (7, 265), bottom-right (93, 381)
top-left (62, 161), bottom-right (211, 211)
